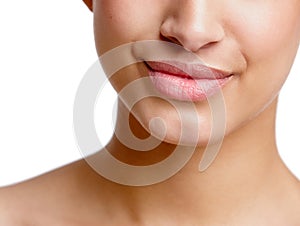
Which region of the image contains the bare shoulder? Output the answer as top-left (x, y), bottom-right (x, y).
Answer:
top-left (0, 187), bottom-right (22, 225)
top-left (278, 177), bottom-right (300, 225)
top-left (0, 159), bottom-right (111, 225)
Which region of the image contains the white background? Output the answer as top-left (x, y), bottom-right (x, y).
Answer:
top-left (0, 0), bottom-right (299, 187)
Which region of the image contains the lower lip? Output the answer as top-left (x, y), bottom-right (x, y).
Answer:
top-left (149, 71), bottom-right (232, 101)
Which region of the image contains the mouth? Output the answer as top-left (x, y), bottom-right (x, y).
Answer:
top-left (145, 61), bottom-right (234, 102)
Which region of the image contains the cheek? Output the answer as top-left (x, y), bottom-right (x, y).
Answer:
top-left (228, 3), bottom-right (300, 62)
top-left (93, 1), bottom-right (132, 54)
top-left (227, 2), bottom-right (300, 99)
top-left (222, 2), bottom-right (300, 132)
top-left (93, 0), bottom-right (164, 54)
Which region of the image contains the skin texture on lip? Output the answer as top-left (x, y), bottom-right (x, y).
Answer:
top-left (148, 65), bottom-right (232, 101)
top-left (146, 61), bottom-right (232, 79)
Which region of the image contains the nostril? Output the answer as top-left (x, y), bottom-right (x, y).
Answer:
top-left (159, 33), bottom-right (170, 42)
top-left (160, 31), bottom-right (219, 51)
top-left (201, 41), bottom-right (219, 49)
top-left (165, 36), bottom-right (182, 46)
top-left (160, 23), bottom-right (184, 46)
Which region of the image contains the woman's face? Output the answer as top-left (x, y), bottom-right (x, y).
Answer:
top-left (92, 0), bottom-right (300, 146)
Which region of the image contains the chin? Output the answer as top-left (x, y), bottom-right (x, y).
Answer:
top-left (133, 97), bottom-right (217, 148)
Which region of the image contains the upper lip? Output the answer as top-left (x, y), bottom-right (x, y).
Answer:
top-left (145, 61), bottom-right (233, 80)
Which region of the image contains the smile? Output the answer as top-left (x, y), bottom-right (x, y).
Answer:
top-left (145, 61), bottom-right (233, 101)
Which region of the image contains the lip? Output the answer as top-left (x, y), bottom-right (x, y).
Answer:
top-left (145, 61), bottom-right (233, 101)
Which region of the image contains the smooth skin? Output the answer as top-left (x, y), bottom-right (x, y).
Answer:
top-left (1, 0), bottom-right (300, 225)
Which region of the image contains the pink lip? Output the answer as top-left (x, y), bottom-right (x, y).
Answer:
top-left (146, 61), bottom-right (233, 101)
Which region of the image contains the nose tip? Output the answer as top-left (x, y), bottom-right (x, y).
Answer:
top-left (160, 2), bottom-right (225, 52)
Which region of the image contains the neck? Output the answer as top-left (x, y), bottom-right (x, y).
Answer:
top-left (104, 97), bottom-right (294, 224)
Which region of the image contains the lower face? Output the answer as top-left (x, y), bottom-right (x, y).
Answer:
top-left (93, 0), bottom-right (300, 146)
